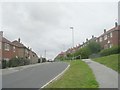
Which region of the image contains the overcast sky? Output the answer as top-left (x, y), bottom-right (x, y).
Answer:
top-left (0, 1), bottom-right (118, 59)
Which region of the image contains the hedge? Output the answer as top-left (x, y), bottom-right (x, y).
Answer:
top-left (99, 46), bottom-right (120, 56)
top-left (2, 57), bottom-right (30, 69)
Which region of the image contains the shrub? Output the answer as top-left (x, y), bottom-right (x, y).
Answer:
top-left (2, 60), bottom-right (8, 69)
top-left (100, 46), bottom-right (120, 56)
top-left (9, 57), bottom-right (30, 67)
top-left (87, 41), bottom-right (101, 53)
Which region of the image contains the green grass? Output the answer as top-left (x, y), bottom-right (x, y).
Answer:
top-left (93, 54), bottom-right (119, 73)
top-left (46, 60), bottom-right (99, 88)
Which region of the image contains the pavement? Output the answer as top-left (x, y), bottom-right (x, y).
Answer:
top-left (82, 59), bottom-right (118, 88)
top-left (2, 62), bottom-right (69, 89)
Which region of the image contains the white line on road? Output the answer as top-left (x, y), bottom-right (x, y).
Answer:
top-left (41, 64), bottom-right (70, 88)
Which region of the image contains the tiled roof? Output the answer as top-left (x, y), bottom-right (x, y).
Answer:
top-left (2, 37), bottom-right (13, 45)
top-left (12, 40), bottom-right (25, 48)
top-left (98, 25), bottom-right (120, 38)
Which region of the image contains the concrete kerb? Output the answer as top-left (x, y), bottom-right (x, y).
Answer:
top-left (40, 64), bottom-right (70, 88)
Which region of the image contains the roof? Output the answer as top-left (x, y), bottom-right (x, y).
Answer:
top-left (98, 25), bottom-right (120, 38)
top-left (2, 37), bottom-right (13, 45)
top-left (12, 40), bottom-right (25, 48)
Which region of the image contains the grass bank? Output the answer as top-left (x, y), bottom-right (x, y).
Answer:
top-left (93, 54), bottom-right (119, 73)
top-left (46, 60), bottom-right (99, 88)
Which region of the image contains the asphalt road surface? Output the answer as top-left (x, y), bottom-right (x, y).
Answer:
top-left (2, 62), bottom-right (69, 89)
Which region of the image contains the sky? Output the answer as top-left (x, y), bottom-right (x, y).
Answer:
top-left (0, 1), bottom-right (118, 59)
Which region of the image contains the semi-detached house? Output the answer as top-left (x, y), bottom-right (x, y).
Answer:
top-left (0, 31), bottom-right (38, 64)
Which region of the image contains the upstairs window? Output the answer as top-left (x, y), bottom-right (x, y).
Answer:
top-left (13, 46), bottom-right (16, 52)
top-left (110, 32), bottom-right (112, 38)
top-left (104, 35), bottom-right (107, 40)
top-left (100, 37), bottom-right (102, 42)
top-left (4, 43), bottom-right (10, 51)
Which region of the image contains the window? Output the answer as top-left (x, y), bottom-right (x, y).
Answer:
top-left (0, 42), bottom-right (1, 49)
top-left (110, 32), bottom-right (112, 38)
top-left (13, 46), bottom-right (16, 52)
top-left (25, 49), bottom-right (28, 54)
top-left (104, 35), bottom-right (107, 40)
top-left (4, 43), bottom-right (10, 51)
top-left (107, 40), bottom-right (110, 43)
top-left (100, 37), bottom-right (102, 42)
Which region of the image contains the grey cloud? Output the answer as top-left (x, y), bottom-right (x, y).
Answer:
top-left (1, 2), bottom-right (118, 59)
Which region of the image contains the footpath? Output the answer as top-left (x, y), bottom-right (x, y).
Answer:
top-left (82, 59), bottom-right (118, 88)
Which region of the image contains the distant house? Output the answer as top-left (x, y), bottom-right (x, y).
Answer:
top-left (0, 31), bottom-right (39, 64)
top-left (56, 22), bottom-right (120, 59)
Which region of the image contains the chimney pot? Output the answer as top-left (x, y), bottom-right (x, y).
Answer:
top-left (86, 38), bottom-right (88, 42)
top-left (18, 38), bottom-right (20, 42)
top-left (104, 29), bottom-right (106, 33)
top-left (115, 22), bottom-right (118, 27)
top-left (92, 35), bottom-right (94, 38)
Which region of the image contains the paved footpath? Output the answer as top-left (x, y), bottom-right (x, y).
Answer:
top-left (82, 59), bottom-right (118, 88)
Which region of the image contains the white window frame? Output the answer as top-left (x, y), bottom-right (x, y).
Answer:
top-left (4, 43), bottom-right (10, 51)
top-left (107, 40), bottom-right (110, 43)
top-left (110, 32), bottom-right (112, 38)
top-left (100, 37), bottom-right (102, 42)
top-left (13, 46), bottom-right (16, 52)
top-left (104, 35), bottom-right (107, 40)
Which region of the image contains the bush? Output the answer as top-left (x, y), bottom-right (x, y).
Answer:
top-left (2, 60), bottom-right (8, 69)
top-left (87, 41), bottom-right (101, 53)
top-left (100, 46), bottom-right (120, 56)
top-left (2, 57), bottom-right (30, 68)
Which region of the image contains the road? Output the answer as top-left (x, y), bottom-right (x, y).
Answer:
top-left (2, 62), bottom-right (69, 89)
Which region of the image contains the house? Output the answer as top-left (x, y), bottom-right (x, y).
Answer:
top-left (0, 31), bottom-right (39, 64)
top-left (96, 22), bottom-right (120, 49)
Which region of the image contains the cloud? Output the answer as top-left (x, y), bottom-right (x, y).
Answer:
top-left (1, 2), bottom-right (118, 59)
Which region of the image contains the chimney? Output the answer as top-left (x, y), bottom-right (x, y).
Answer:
top-left (92, 35), bottom-right (94, 38)
top-left (115, 22), bottom-right (118, 27)
top-left (18, 38), bottom-right (20, 42)
top-left (86, 38), bottom-right (88, 42)
top-left (104, 29), bottom-right (106, 33)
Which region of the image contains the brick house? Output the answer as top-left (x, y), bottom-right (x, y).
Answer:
top-left (96, 22), bottom-right (120, 49)
top-left (0, 31), bottom-right (3, 62)
top-left (0, 31), bottom-right (39, 64)
top-left (56, 22), bottom-right (120, 59)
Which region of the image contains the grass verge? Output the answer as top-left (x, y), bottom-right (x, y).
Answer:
top-left (45, 60), bottom-right (99, 88)
top-left (93, 54), bottom-right (119, 73)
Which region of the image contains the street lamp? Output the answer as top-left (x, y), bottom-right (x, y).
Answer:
top-left (70, 27), bottom-right (74, 47)
top-left (70, 26), bottom-right (74, 60)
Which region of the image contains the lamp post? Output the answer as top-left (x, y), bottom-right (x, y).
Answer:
top-left (70, 27), bottom-right (74, 60)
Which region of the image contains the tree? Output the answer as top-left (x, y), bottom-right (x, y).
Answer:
top-left (87, 41), bottom-right (101, 54)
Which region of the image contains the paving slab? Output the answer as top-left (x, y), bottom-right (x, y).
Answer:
top-left (82, 59), bottom-right (118, 88)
